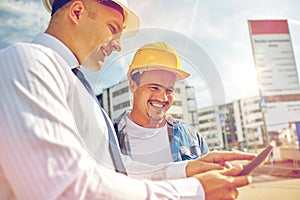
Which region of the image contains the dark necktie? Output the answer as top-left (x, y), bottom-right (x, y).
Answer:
top-left (72, 68), bottom-right (127, 175)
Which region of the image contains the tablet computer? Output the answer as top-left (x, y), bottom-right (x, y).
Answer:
top-left (239, 144), bottom-right (274, 176)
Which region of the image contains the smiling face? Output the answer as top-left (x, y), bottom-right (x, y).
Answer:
top-left (80, 1), bottom-right (124, 70)
top-left (130, 70), bottom-right (176, 128)
top-left (47, 0), bottom-right (124, 71)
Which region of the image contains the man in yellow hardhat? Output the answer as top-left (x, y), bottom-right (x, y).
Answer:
top-left (114, 42), bottom-right (210, 165)
top-left (0, 1), bottom-right (255, 199)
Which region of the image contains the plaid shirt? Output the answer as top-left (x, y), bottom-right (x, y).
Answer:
top-left (113, 111), bottom-right (209, 162)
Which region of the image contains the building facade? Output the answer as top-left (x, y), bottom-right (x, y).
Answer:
top-left (197, 97), bottom-right (266, 151)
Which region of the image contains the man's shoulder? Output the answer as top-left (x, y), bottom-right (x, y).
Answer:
top-left (1, 42), bottom-right (56, 59)
top-left (166, 116), bottom-right (199, 135)
top-left (0, 43), bottom-right (48, 67)
top-left (1, 42), bottom-right (34, 53)
top-left (166, 115), bottom-right (190, 127)
top-left (0, 42), bottom-right (71, 82)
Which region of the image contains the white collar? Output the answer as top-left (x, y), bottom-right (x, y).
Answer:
top-left (32, 33), bottom-right (79, 69)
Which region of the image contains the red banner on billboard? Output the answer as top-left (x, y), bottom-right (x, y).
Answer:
top-left (249, 19), bottom-right (289, 35)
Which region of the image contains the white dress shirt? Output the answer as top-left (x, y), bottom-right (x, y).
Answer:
top-left (0, 33), bottom-right (204, 199)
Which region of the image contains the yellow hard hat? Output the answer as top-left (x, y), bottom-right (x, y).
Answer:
top-left (127, 42), bottom-right (190, 81)
top-left (42, 0), bottom-right (140, 36)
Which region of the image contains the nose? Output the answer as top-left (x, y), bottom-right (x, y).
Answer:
top-left (111, 38), bottom-right (121, 52)
top-left (154, 89), bottom-right (168, 102)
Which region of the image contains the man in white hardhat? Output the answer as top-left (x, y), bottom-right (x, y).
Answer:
top-left (0, 0), bottom-right (255, 199)
top-left (114, 42), bottom-right (210, 165)
top-left (42, 0), bottom-right (140, 69)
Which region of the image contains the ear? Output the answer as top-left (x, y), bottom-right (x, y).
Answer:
top-left (69, 1), bottom-right (84, 24)
top-left (129, 79), bottom-right (138, 93)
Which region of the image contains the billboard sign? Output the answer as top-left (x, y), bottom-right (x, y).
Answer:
top-left (248, 19), bottom-right (300, 132)
top-left (248, 19), bottom-right (300, 96)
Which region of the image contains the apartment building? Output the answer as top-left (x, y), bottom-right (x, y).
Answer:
top-left (197, 106), bottom-right (223, 150)
top-left (239, 96), bottom-right (265, 147)
top-left (197, 97), bottom-right (266, 150)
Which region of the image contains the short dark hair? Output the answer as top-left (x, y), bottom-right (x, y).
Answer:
top-left (51, 0), bottom-right (124, 20)
top-left (51, 0), bottom-right (71, 16)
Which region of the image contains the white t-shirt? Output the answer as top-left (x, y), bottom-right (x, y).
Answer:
top-left (126, 116), bottom-right (173, 165)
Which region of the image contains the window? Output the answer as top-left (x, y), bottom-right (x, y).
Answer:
top-left (198, 110), bottom-right (215, 116)
top-left (112, 86), bottom-right (129, 97)
top-left (113, 100), bottom-right (130, 111)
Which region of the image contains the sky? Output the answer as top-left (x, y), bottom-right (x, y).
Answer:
top-left (1, 0), bottom-right (300, 108)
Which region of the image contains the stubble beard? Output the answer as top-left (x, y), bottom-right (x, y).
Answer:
top-left (147, 108), bottom-right (165, 122)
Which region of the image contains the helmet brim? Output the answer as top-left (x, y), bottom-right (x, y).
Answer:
top-left (128, 65), bottom-right (190, 81)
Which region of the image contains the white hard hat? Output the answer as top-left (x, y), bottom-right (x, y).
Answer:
top-left (42, 0), bottom-right (140, 36)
